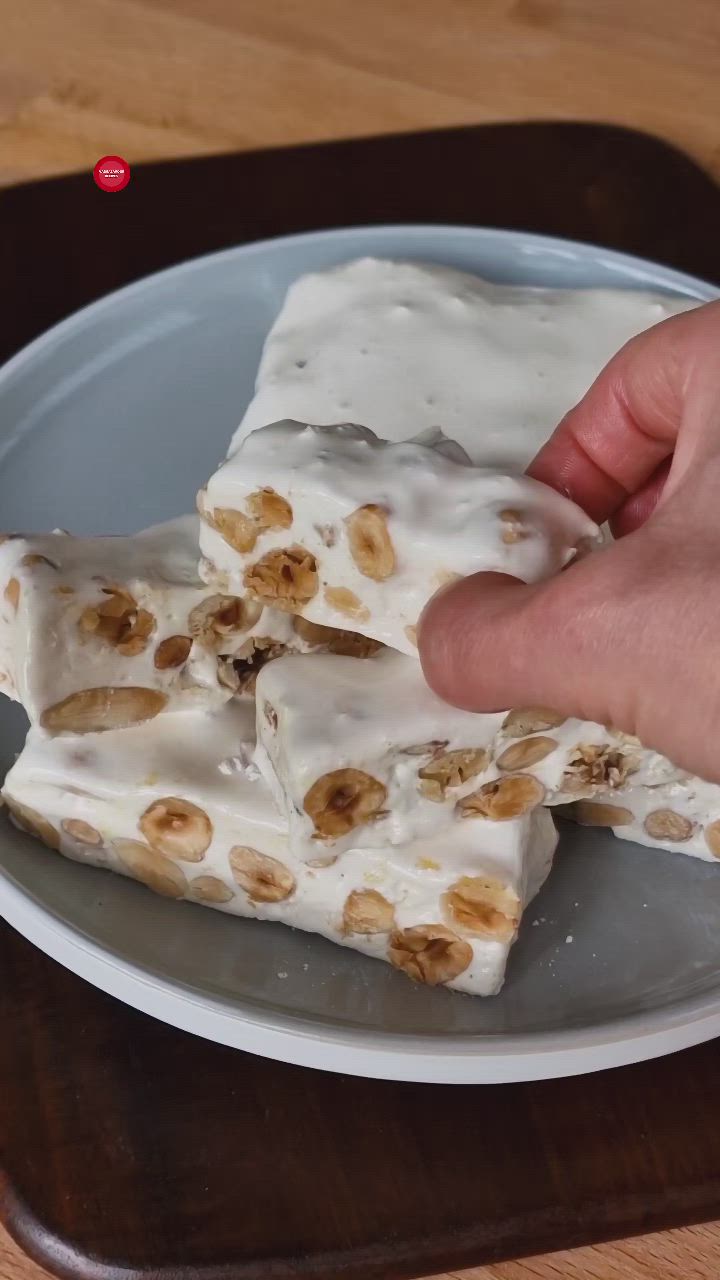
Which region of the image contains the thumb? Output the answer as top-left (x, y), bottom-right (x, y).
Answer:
top-left (418, 546), bottom-right (646, 730)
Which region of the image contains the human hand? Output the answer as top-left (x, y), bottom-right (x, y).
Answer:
top-left (419, 300), bottom-right (720, 781)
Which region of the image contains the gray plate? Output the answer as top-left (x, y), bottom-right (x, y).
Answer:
top-left (1, 225), bottom-right (718, 1083)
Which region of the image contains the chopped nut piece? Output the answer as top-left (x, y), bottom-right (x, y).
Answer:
top-left (496, 736), bottom-right (558, 771)
top-left (458, 774), bottom-right (545, 820)
top-left (216, 655), bottom-right (241, 694)
top-left (342, 888), bottom-right (395, 935)
top-left (40, 687), bottom-right (168, 734)
top-left (227, 636), bottom-right (288, 694)
top-left (4, 578), bottom-right (20, 610)
top-left (244, 546), bottom-right (318, 612)
top-left (704, 820), bottom-right (720, 859)
top-left (389, 924), bottom-right (472, 985)
top-left (20, 553), bottom-right (59, 569)
top-left (499, 508), bottom-right (528, 543)
top-left (291, 616), bottom-right (331, 647)
top-left (263, 701), bottom-right (278, 731)
top-left (346, 504), bottom-right (396, 580)
top-left (189, 875), bottom-right (234, 904)
top-left (418, 748), bottom-right (489, 802)
top-left (61, 818), bottom-right (103, 845)
top-left (79, 586), bottom-right (155, 656)
top-left (204, 505), bottom-right (257, 553)
top-left (139, 797), bottom-right (213, 862)
top-left (114, 838), bottom-right (187, 898)
top-left (404, 624), bottom-right (418, 648)
top-left (189, 594), bottom-right (261, 647)
top-left (416, 857), bottom-right (441, 871)
top-left (643, 809), bottom-right (694, 842)
top-left (323, 586), bottom-right (370, 622)
top-left (443, 876), bottom-right (521, 942)
top-left (291, 615), bottom-right (381, 658)
top-left (199, 557), bottom-right (231, 592)
top-left (229, 845), bottom-right (295, 902)
top-left (402, 740), bottom-right (449, 757)
top-left (304, 768), bottom-right (388, 839)
top-left (501, 706), bottom-right (565, 737)
top-left (247, 487), bottom-right (293, 530)
top-left (562, 744), bottom-right (640, 794)
top-left (154, 634), bottom-right (193, 670)
top-left (567, 800), bottom-right (635, 827)
top-left (5, 795), bottom-right (60, 849)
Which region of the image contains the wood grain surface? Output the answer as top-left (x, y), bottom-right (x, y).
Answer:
top-left (0, 0), bottom-right (719, 191)
top-left (2, 3), bottom-right (720, 1278)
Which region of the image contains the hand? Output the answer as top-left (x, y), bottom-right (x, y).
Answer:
top-left (419, 300), bottom-right (720, 782)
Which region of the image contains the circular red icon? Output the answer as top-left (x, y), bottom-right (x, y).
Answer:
top-left (93, 155), bottom-right (131, 192)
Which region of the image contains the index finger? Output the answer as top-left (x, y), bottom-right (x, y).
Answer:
top-left (527, 301), bottom-right (719, 523)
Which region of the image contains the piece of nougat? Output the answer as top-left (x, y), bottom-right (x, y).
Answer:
top-left (1, 702), bottom-right (558, 996)
top-left (0, 516), bottom-right (345, 733)
top-left (255, 650), bottom-right (681, 863)
top-left (229, 257), bottom-right (696, 470)
top-left (198, 421), bottom-right (599, 654)
top-left (559, 774), bottom-right (720, 863)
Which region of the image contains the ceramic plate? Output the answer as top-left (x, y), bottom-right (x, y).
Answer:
top-left (1, 225), bottom-right (718, 1083)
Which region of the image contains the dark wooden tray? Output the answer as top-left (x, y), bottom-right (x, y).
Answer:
top-left (2, 123), bottom-right (720, 1280)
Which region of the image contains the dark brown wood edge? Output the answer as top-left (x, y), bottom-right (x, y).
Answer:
top-left (4, 1110), bottom-right (720, 1280)
top-left (1, 120), bottom-right (720, 365)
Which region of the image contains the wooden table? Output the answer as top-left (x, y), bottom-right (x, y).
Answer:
top-left (2, 3), bottom-right (720, 1277)
top-left (0, 0), bottom-right (719, 190)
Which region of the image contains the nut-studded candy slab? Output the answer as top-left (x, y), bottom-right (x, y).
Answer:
top-left (197, 420), bottom-right (600, 656)
top-left (254, 650), bottom-right (682, 864)
top-left (0, 516), bottom-right (342, 734)
top-left (558, 774), bottom-right (720, 862)
top-left (1, 700), bottom-right (558, 997)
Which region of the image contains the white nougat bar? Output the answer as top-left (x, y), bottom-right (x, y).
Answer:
top-left (254, 650), bottom-right (681, 864)
top-left (560, 775), bottom-right (720, 863)
top-left (1, 701), bottom-right (558, 996)
top-left (230, 257), bottom-right (696, 471)
top-left (0, 515), bottom-right (336, 734)
top-left (255, 649), bottom-right (504, 862)
top-left (198, 421), bottom-right (600, 655)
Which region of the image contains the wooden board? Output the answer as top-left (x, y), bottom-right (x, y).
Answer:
top-left (0, 0), bottom-right (719, 192)
top-left (2, 123), bottom-right (720, 1280)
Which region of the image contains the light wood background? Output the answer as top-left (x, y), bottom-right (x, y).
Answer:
top-left (2, 1), bottom-right (720, 1277)
top-left (0, 0), bottom-right (719, 190)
